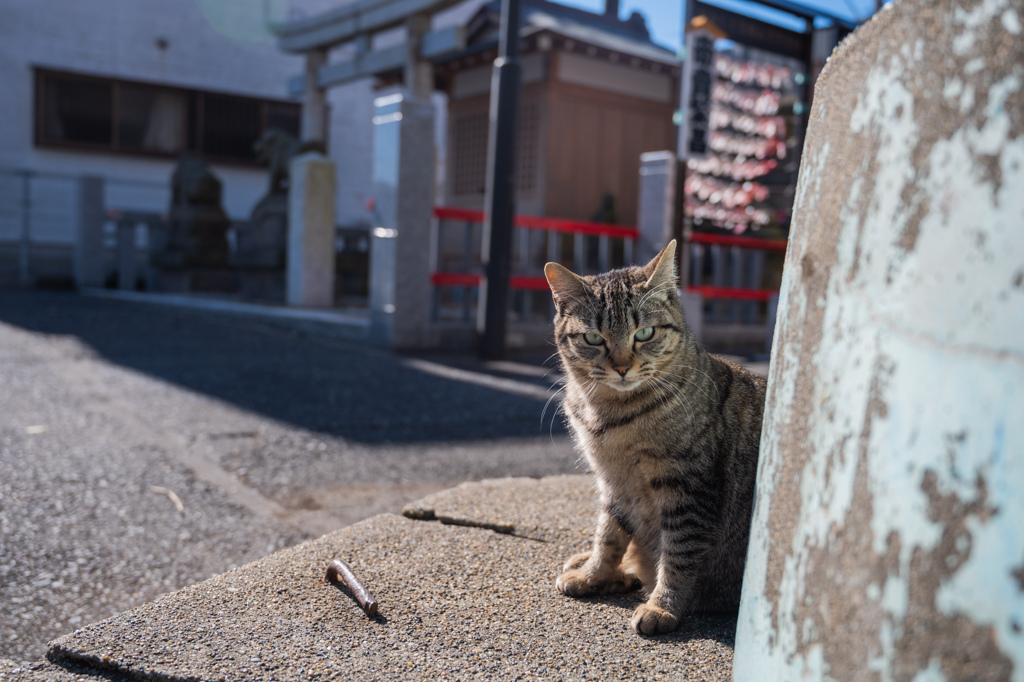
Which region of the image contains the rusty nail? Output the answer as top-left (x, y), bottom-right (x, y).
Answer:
top-left (324, 559), bottom-right (378, 617)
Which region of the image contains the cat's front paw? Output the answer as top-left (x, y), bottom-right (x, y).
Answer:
top-left (556, 567), bottom-right (596, 596)
top-left (561, 552), bottom-right (591, 572)
top-left (631, 603), bottom-right (679, 635)
top-left (556, 563), bottom-right (641, 597)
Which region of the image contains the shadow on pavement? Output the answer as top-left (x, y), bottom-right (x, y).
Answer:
top-left (573, 591), bottom-right (738, 648)
top-left (0, 291), bottom-right (567, 445)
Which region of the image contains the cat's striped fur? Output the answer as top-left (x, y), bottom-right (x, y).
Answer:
top-left (544, 241), bottom-right (766, 635)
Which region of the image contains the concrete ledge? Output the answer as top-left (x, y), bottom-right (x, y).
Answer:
top-left (30, 476), bottom-right (737, 681)
top-left (81, 288), bottom-right (372, 343)
top-left (401, 474), bottom-right (598, 544)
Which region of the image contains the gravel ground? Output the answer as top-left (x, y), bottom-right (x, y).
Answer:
top-left (0, 291), bottom-right (579, 665)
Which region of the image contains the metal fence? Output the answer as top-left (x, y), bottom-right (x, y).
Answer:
top-left (684, 231), bottom-right (787, 325)
top-left (0, 169), bottom-right (77, 286)
top-left (0, 168), bottom-right (170, 288)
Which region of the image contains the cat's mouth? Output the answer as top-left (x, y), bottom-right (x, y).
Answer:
top-left (605, 376), bottom-right (643, 392)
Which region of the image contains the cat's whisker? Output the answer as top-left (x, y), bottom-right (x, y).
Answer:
top-left (648, 368), bottom-right (715, 406)
top-left (651, 366), bottom-right (721, 403)
top-left (637, 282), bottom-right (676, 311)
top-left (540, 351), bottom-right (562, 378)
top-left (559, 292), bottom-right (600, 322)
top-left (549, 399), bottom-right (566, 444)
top-left (540, 385), bottom-right (565, 431)
top-left (651, 375), bottom-right (694, 424)
top-left (542, 364), bottom-right (564, 380)
top-left (636, 283), bottom-right (668, 309)
top-left (582, 378), bottom-right (601, 405)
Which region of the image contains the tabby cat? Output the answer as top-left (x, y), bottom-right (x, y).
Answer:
top-left (544, 241), bottom-right (766, 635)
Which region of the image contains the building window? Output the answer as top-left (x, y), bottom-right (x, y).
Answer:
top-left (201, 94), bottom-right (263, 159)
top-left (118, 85), bottom-right (187, 153)
top-left (41, 73), bottom-right (113, 146)
top-left (34, 68), bottom-right (301, 165)
top-left (450, 104), bottom-right (540, 197)
top-left (516, 101), bottom-right (539, 193)
top-left (451, 113), bottom-right (489, 196)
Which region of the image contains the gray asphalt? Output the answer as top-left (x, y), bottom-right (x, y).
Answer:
top-left (0, 291), bottom-right (579, 665)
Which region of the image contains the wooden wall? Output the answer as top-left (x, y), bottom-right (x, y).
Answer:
top-left (543, 57), bottom-right (677, 225)
top-left (444, 49), bottom-right (677, 226)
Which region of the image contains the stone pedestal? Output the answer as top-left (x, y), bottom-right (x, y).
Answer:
top-left (369, 93), bottom-right (435, 349)
top-left (734, 2), bottom-right (1024, 679)
top-left (75, 176), bottom-right (105, 289)
top-left (161, 154), bottom-right (230, 269)
top-left (287, 152), bottom-right (336, 308)
top-left (237, 193), bottom-right (288, 269)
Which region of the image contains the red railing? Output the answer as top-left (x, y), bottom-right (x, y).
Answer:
top-left (431, 207), bottom-right (787, 315)
top-left (513, 214), bottom-right (639, 239)
top-left (432, 206), bottom-right (484, 223)
top-left (431, 206), bottom-right (637, 293)
top-left (431, 272), bottom-right (552, 291)
top-left (686, 286), bottom-right (777, 302)
top-left (432, 207), bottom-right (638, 240)
top-left (684, 230), bottom-right (786, 301)
top-left (687, 231), bottom-right (787, 253)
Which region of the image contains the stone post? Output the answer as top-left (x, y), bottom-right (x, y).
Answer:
top-left (636, 150), bottom-right (677, 266)
top-left (678, 290), bottom-right (703, 345)
top-left (301, 49), bottom-right (328, 144)
top-left (117, 221), bottom-right (136, 290)
top-left (405, 14), bottom-right (434, 102)
top-left (734, 1), bottom-right (1024, 679)
top-left (368, 93), bottom-right (435, 349)
top-left (75, 176), bottom-right (105, 289)
top-left (287, 152), bottom-right (336, 307)
top-left (637, 150), bottom-right (703, 342)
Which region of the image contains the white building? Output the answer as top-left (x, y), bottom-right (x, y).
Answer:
top-left (0, 0), bottom-right (474, 286)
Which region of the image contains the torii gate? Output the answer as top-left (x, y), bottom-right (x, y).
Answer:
top-left (278, 0), bottom-right (468, 137)
top-left (277, 0), bottom-right (522, 357)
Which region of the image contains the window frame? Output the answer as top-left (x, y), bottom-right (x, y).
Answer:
top-left (33, 67), bottom-right (301, 167)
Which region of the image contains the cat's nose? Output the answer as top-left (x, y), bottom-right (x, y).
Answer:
top-left (613, 364), bottom-right (630, 377)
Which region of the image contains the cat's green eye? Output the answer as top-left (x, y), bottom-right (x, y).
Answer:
top-left (584, 332), bottom-right (605, 346)
top-left (634, 326), bottom-right (655, 342)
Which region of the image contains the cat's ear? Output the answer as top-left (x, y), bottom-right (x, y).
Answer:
top-left (544, 262), bottom-right (587, 311)
top-left (643, 240), bottom-right (678, 290)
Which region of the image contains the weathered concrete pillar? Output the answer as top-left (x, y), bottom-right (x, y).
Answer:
top-left (369, 93), bottom-right (435, 349)
top-left (287, 152), bottom-right (336, 307)
top-left (734, 2), bottom-right (1024, 680)
top-left (75, 176), bottom-right (105, 289)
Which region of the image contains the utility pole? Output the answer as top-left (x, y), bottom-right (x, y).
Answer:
top-left (477, 0), bottom-right (521, 360)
